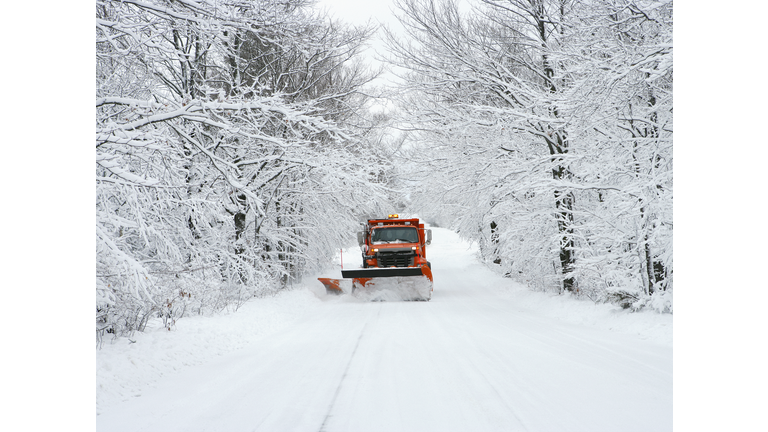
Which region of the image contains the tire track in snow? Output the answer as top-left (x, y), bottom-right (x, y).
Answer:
top-left (445, 286), bottom-right (670, 431)
top-left (441, 315), bottom-right (532, 431)
top-left (466, 292), bottom-right (670, 386)
top-left (318, 304), bottom-right (381, 431)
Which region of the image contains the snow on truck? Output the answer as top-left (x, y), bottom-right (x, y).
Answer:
top-left (318, 214), bottom-right (434, 301)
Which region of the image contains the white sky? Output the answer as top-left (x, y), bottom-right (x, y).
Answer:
top-left (314, 0), bottom-right (405, 89)
top-left (313, 0), bottom-right (471, 91)
top-left (315, 0), bottom-right (397, 26)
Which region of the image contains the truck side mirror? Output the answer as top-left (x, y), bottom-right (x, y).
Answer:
top-left (357, 231), bottom-right (365, 247)
top-left (426, 229), bottom-right (432, 245)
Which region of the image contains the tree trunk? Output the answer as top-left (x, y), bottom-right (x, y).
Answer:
top-left (538, 3), bottom-right (576, 293)
top-left (234, 212), bottom-right (246, 255)
top-left (553, 170), bottom-right (576, 292)
top-left (546, 130), bottom-right (576, 293)
top-left (490, 221), bottom-right (501, 265)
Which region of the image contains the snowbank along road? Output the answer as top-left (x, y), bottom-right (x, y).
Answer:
top-left (97, 227), bottom-right (672, 432)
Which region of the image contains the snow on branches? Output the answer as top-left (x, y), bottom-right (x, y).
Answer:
top-left (96, 0), bottom-right (393, 340)
top-left (389, 0), bottom-right (672, 308)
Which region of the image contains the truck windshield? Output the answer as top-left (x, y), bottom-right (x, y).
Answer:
top-left (371, 227), bottom-right (419, 244)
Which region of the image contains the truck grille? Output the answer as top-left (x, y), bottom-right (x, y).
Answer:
top-left (377, 250), bottom-right (415, 267)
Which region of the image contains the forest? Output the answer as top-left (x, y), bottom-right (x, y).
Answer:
top-left (96, 0), bottom-right (672, 340)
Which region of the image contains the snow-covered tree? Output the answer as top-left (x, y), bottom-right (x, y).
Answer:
top-left (386, 0), bottom-right (671, 307)
top-left (96, 0), bottom-right (393, 340)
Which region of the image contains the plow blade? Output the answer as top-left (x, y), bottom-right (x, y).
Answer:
top-left (342, 266), bottom-right (430, 279)
top-left (317, 277), bottom-right (346, 294)
top-left (318, 266), bottom-right (433, 301)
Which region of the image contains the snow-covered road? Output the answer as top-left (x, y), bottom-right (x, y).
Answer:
top-left (97, 227), bottom-right (672, 432)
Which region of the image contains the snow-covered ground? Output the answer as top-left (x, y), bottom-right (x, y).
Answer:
top-left (96, 289), bottom-right (322, 415)
top-left (97, 226), bottom-right (672, 431)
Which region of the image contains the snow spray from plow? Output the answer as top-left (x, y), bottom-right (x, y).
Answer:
top-left (318, 266), bottom-right (433, 301)
top-left (318, 215), bottom-right (433, 301)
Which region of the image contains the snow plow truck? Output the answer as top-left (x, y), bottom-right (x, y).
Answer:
top-left (318, 215), bottom-right (433, 301)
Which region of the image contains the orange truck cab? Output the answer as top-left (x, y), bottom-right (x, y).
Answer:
top-left (355, 214), bottom-right (432, 275)
top-left (318, 214), bottom-right (434, 300)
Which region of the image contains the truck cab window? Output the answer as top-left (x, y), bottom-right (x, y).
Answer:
top-left (371, 227), bottom-right (419, 243)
